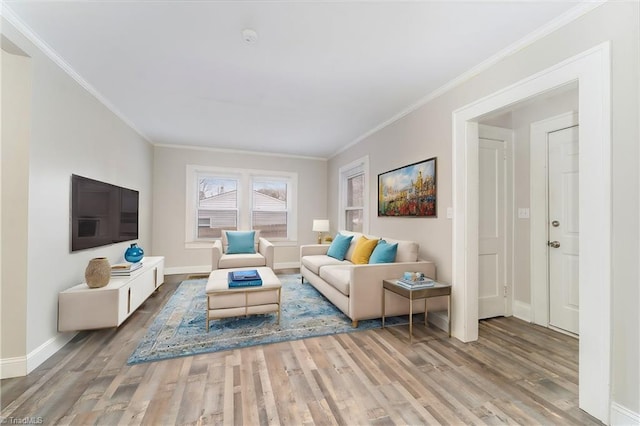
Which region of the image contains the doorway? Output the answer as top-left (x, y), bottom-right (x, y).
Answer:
top-left (452, 43), bottom-right (611, 422)
top-left (478, 125), bottom-right (512, 319)
top-left (531, 113), bottom-right (580, 335)
top-left (548, 125), bottom-right (580, 335)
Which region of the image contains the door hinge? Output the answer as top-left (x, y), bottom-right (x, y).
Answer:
top-left (503, 286), bottom-right (508, 297)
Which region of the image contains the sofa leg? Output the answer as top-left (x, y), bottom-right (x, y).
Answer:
top-left (300, 275), bottom-right (305, 284)
top-left (352, 320), bottom-right (358, 328)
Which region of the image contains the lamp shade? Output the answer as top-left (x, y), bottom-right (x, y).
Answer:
top-left (312, 219), bottom-right (330, 232)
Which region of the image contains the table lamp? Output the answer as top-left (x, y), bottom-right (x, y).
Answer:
top-left (312, 219), bottom-right (330, 244)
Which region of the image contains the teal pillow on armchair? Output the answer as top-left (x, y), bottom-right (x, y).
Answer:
top-left (226, 231), bottom-right (257, 254)
top-left (326, 233), bottom-right (353, 261)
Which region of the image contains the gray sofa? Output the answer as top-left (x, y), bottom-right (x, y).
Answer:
top-left (300, 231), bottom-right (436, 327)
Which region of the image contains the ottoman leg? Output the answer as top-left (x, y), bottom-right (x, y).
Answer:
top-left (277, 288), bottom-right (282, 324)
top-left (206, 295), bottom-right (210, 331)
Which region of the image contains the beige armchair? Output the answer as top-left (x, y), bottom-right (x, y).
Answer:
top-left (211, 230), bottom-right (274, 270)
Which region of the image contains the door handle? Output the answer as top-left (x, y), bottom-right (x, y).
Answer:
top-left (548, 241), bottom-right (561, 248)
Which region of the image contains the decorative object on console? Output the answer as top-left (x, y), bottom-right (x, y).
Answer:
top-left (312, 219), bottom-right (330, 244)
top-left (378, 157), bottom-right (437, 217)
top-left (124, 243), bottom-right (144, 263)
top-left (111, 261), bottom-right (143, 276)
top-left (85, 257), bottom-right (111, 288)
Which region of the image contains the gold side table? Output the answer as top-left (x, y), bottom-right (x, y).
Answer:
top-left (382, 279), bottom-right (451, 343)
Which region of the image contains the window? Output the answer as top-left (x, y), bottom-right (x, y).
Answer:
top-left (186, 165), bottom-right (297, 245)
top-left (197, 176), bottom-right (238, 238)
top-left (252, 179), bottom-right (289, 239)
top-left (339, 156), bottom-right (369, 233)
top-left (346, 173), bottom-right (364, 232)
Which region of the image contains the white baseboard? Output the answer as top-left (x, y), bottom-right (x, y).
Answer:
top-left (164, 265), bottom-right (211, 275)
top-left (274, 261), bottom-right (300, 271)
top-left (611, 402), bottom-right (640, 425)
top-left (1, 332), bottom-right (76, 379)
top-left (0, 355), bottom-right (27, 379)
top-left (512, 300), bottom-right (532, 322)
top-left (27, 332), bottom-right (76, 374)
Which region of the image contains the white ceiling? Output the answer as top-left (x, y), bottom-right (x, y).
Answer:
top-left (4, 1), bottom-right (587, 158)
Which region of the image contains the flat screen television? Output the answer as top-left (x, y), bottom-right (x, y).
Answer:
top-left (71, 174), bottom-right (139, 251)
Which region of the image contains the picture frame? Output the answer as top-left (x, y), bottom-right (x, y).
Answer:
top-left (378, 157), bottom-right (437, 217)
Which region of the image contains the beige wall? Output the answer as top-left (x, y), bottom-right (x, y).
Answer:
top-left (1, 19), bottom-right (154, 369)
top-left (1, 47), bottom-right (31, 363)
top-left (152, 146), bottom-right (327, 271)
top-left (328, 1), bottom-right (639, 414)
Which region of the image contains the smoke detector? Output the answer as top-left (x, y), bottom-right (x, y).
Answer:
top-left (242, 29), bottom-right (258, 44)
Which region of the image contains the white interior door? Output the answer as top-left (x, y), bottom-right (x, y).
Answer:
top-left (478, 136), bottom-right (507, 319)
top-left (548, 125), bottom-right (579, 335)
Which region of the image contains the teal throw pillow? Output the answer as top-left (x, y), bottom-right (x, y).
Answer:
top-left (226, 231), bottom-right (256, 254)
top-left (369, 239), bottom-right (398, 264)
top-left (326, 233), bottom-right (353, 261)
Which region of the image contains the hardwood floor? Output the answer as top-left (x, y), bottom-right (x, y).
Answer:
top-left (1, 276), bottom-right (601, 425)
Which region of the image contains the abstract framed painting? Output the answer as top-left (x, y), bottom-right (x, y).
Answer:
top-left (378, 157), bottom-right (436, 217)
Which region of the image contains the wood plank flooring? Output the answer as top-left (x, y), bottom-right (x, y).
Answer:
top-left (1, 276), bottom-right (601, 425)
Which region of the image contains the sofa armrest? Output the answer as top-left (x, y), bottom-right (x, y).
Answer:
top-left (258, 238), bottom-right (274, 269)
top-left (300, 244), bottom-right (330, 257)
top-left (211, 240), bottom-right (223, 271)
top-left (348, 260), bottom-right (436, 320)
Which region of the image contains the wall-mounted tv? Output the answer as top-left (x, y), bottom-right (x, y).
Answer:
top-left (71, 174), bottom-right (139, 251)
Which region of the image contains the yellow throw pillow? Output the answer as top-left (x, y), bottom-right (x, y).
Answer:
top-left (351, 236), bottom-right (380, 264)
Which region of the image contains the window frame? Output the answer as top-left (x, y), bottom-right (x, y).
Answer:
top-left (185, 165), bottom-right (297, 247)
top-left (250, 175), bottom-right (293, 240)
top-left (195, 172), bottom-right (240, 239)
top-left (338, 156), bottom-right (369, 233)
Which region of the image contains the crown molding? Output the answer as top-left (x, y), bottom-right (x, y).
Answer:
top-left (1, 2), bottom-right (153, 144)
top-left (331, 0), bottom-right (607, 159)
top-left (155, 143), bottom-right (327, 161)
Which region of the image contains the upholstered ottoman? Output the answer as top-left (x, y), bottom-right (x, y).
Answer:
top-left (205, 267), bottom-right (282, 330)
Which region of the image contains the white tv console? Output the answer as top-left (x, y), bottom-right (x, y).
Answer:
top-left (58, 256), bottom-right (165, 332)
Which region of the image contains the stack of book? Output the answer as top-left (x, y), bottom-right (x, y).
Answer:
top-left (228, 270), bottom-right (263, 288)
top-left (111, 262), bottom-right (143, 276)
top-left (395, 278), bottom-right (435, 290)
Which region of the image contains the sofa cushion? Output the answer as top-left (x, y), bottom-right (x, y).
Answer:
top-left (319, 265), bottom-right (351, 296)
top-left (340, 232), bottom-right (364, 262)
top-left (222, 230), bottom-right (260, 253)
top-left (385, 238), bottom-right (419, 262)
top-left (351, 236), bottom-right (380, 264)
top-left (327, 233), bottom-right (353, 261)
top-left (219, 253), bottom-right (266, 269)
top-left (369, 240), bottom-right (398, 264)
top-left (301, 255), bottom-right (347, 275)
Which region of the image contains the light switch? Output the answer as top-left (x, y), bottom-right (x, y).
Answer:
top-left (446, 207), bottom-right (453, 219)
top-left (518, 208), bottom-right (530, 219)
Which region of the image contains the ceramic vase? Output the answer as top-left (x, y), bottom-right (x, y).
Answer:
top-left (124, 243), bottom-right (144, 263)
top-left (85, 257), bottom-right (111, 288)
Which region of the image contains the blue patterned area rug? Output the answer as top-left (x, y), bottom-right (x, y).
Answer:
top-left (128, 274), bottom-right (408, 365)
